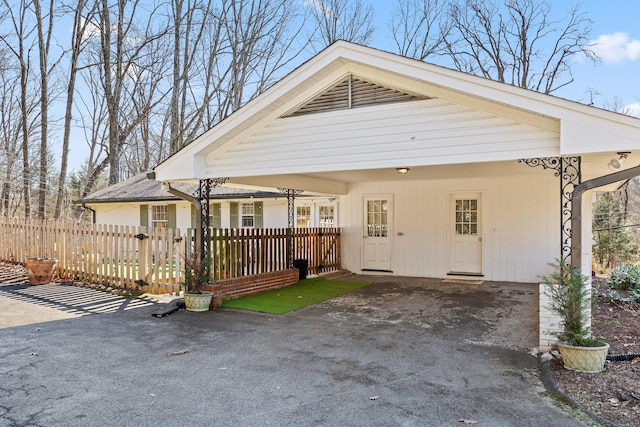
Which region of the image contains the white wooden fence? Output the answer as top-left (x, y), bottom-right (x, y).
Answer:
top-left (0, 218), bottom-right (343, 295)
top-left (0, 218), bottom-right (183, 294)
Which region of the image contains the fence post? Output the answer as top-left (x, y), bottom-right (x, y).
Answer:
top-left (136, 226), bottom-right (150, 292)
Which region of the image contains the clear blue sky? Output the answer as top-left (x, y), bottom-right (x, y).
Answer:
top-left (366, 0), bottom-right (640, 116)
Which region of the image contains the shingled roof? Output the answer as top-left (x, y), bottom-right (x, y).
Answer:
top-left (74, 174), bottom-right (281, 204)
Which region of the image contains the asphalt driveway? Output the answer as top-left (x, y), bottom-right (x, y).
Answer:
top-left (0, 276), bottom-right (586, 426)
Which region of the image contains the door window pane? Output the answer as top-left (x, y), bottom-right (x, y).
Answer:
top-left (367, 199), bottom-right (388, 237)
top-left (455, 198), bottom-right (478, 236)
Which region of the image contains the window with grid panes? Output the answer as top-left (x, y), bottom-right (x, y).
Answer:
top-left (455, 199), bottom-right (478, 235)
top-left (296, 206), bottom-right (311, 227)
top-left (241, 202), bottom-right (254, 227)
top-left (151, 205), bottom-right (168, 229)
top-left (319, 205), bottom-right (335, 227)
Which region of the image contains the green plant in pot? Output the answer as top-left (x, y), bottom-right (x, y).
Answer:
top-left (182, 250), bottom-right (213, 312)
top-left (541, 260), bottom-right (609, 373)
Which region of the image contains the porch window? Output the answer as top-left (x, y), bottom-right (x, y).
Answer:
top-left (151, 205), bottom-right (168, 229)
top-left (241, 202), bottom-right (255, 228)
top-left (296, 206), bottom-right (311, 227)
top-left (319, 205), bottom-right (335, 227)
top-left (455, 199), bottom-right (478, 235)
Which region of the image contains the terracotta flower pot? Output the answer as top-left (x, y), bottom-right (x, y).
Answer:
top-left (25, 258), bottom-right (57, 285)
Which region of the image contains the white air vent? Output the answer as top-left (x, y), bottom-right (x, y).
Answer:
top-left (285, 75), bottom-right (429, 117)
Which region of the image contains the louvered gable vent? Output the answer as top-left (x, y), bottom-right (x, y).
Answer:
top-left (284, 75), bottom-right (429, 117)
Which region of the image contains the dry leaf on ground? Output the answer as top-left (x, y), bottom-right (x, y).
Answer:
top-left (168, 349), bottom-right (190, 356)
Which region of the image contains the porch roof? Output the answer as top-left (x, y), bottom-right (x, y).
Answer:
top-left (154, 41), bottom-right (640, 194)
top-left (73, 174), bottom-right (282, 205)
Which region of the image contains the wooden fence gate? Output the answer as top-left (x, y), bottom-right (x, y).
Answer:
top-left (0, 218), bottom-right (183, 294)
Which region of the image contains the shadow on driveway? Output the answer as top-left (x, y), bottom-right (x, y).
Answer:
top-left (0, 275), bottom-right (586, 426)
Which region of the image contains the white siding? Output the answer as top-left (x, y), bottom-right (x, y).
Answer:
top-left (207, 99), bottom-right (559, 177)
top-left (340, 170), bottom-right (559, 283)
top-left (95, 204), bottom-right (140, 227)
top-left (91, 198), bottom-right (338, 230)
top-left (94, 202), bottom-right (193, 231)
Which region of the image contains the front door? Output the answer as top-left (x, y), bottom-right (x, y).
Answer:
top-left (362, 195), bottom-right (392, 271)
top-left (448, 193), bottom-right (482, 275)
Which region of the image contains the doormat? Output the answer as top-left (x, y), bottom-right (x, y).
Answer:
top-left (443, 279), bottom-right (484, 285)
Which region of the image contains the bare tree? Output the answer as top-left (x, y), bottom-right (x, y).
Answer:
top-left (306, 0), bottom-right (375, 52)
top-left (72, 68), bottom-right (109, 209)
top-left (121, 33), bottom-right (171, 175)
top-left (0, 57), bottom-right (23, 216)
top-left (54, 0), bottom-right (99, 218)
top-left (93, 0), bottom-right (169, 185)
top-left (167, 0), bottom-right (221, 154)
top-left (32, 0), bottom-right (58, 218)
top-left (390, 0), bottom-right (450, 60)
top-left (212, 0), bottom-right (306, 122)
top-left (444, 0), bottom-right (595, 94)
top-left (0, 0), bottom-right (38, 217)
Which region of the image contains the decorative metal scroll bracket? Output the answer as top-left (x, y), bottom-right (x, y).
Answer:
top-left (198, 178), bottom-right (229, 276)
top-left (278, 188), bottom-right (303, 268)
top-left (518, 157), bottom-right (581, 265)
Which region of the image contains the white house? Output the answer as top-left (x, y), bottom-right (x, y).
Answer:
top-left (152, 41), bottom-right (640, 284)
top-left (74, 173), bottom-right (339, 232)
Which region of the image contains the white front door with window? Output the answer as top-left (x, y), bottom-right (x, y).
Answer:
top-left (362, 195), bottom-right (392, 271)
top-left (448, 193), bottom-right (482, 275)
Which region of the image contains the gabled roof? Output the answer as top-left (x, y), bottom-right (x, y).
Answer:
top-left (154, 41), bottom-right (640, 191)
top-left (73, 174), bottom-right (281, 205)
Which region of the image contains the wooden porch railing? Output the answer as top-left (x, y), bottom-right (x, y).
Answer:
top-left (189, 227), bottom-right (342, 280)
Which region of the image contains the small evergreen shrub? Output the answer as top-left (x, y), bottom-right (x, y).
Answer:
top-left (607, 264), bottom-right (640, 291)
top-left (540, 260), bottom-right (607, 347)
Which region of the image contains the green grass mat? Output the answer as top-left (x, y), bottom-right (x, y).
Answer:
top-left (221, 277), bottom-right (371, 314)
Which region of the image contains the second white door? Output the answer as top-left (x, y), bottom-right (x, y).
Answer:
top-left (448, 193), bottom-right (482, 275)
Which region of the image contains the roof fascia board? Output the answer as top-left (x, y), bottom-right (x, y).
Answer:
top-left (155, 144), bottom-right (208, 182)
top-left (561, 120), bottom-right (640, 155)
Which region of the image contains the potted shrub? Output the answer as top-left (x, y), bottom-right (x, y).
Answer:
top-left (541, 260), bottom-right (609, 373)
top-left (181, 251), bottom-right (213, 312)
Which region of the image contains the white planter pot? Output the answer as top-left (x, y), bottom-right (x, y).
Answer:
top-left (183, 291), bottom-right (214, 312)
top-left (557, 342), bottom-right (610, 373)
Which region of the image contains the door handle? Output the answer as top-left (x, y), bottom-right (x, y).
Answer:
top-left (478, 237), bottom-right (482, 242)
